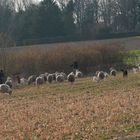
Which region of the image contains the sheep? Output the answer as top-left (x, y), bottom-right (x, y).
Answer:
top-left (40, 74), bottom-right (47, 82)
top-left (0, 84), bottom-right (12, 95)
top-left (121, 69), bottom-right (128, 78)
top-left (56, 74), bottom-right (64, 83)
top-left (60, 72), bottom-right (67, 80)
top-left (47, 74), bottom-right (53, 83)
top-left (51, 73), bottom-right (57, 81)
top-left (104, 72), bottom-right (109, 79)
top-left (20, 78), bottom-right (27, 86)
top-left (93, 71), bottom-right (109, 82)
top-left (27, 75), bottom-right (36, 85)
top-left (132, 68), bottom-right (138, 73)
top-left (97, 71), bottom-right (105, 80)
top-left (93, 76), bottom-right (99, 82)
top-left (75, 70), bottom-right (83, 78)
top-left (5, 80), bottom-right (13, 89)
top-left (67, 72), bottom-right (75, 84)
top-left (45, 72), bottom-right (49, 78)
top-left (35, 77), bottom-right (44, 85)
top-left (110, 68), bottom-right (117, 76)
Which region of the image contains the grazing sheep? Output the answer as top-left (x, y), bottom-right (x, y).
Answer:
top-left (45, 72), bottom-right (49, 78)
top-left (93, 76), bottom-right (99, 82)
top-left (0, 84), bottom-right (12, 95)
top-left (47, 74), bottom-right (53, 83)
top-left (40, 74), bottom-right (47, 82)
top-left (97, 71), bottom-right (105, 80)
top-left (5, 80), bottom-right (13, 89)
top-left (75, 70), bottom-right (83, 78)
top-left (67, 72), bottom-right (75, 84)
top-left (104, 72), bottom-right (109, 79)
top-left (56, 74), bottom-right (64, 83)
top-left (36, 77), bottom-right (44, 85)
top-left (110, 68), bottom-right (117, 76)
top-left (27, 75), bottom-right (36, 85)
top-left (121, 69), bottom-right (128, 78)
top-left (132, 68), bottom-right (138, 73)
top-left (52, 73), bottom-right (57, 81)
top-left (60, 72), bottom-right (67, 80)
top-left (20, 78), bottom-right (27, 86)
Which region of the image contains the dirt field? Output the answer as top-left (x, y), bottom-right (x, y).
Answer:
top-left (0, 73), bottom-right (140, 140)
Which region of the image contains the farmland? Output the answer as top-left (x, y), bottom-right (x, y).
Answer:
top-left (0, 73), bottom-right (139, 139)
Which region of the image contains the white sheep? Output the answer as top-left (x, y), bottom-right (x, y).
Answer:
top-left (93, 71), bottom-right (108, 82)
top-left (97, 71), bottom-right (105, 80)
top-left (27, 75), bottom-right (36, 85)
top-left (40, 74), bottom-right (47, 82)
top-left (56, 74), bottom-right (64, 83)
top-left (110, 68), bottom-right (117, 76)
top-left (60, 72), bottom-right (67, 80)
top-left (35, 77), bottom-right (44, 85)
top-left (20, 78), bottom-right (27, 86)
top-left (93, 76), bottom-right (99, 82)
top-left (67, 72), bottom-right (75, 84)
top-left (47, 74), bottom-right (53, 83)
top-left (75, 70), bottom-right (83, 78)
top-left (5, 80), bottom-right (13, 89)
top-left (0, 84), bottom-right (12, 95)
top-left (104, 72), bottom-right (109, 79)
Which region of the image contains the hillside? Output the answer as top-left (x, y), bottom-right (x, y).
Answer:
top-left (16, 36), bottom-right (140, 51)
top-left (0, 73), bottom-right (140, 139)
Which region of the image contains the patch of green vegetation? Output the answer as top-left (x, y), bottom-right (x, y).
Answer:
top-left (123, 125), bottom-right (140, 133)
top-left (124, 50), bottom-right (140, 65)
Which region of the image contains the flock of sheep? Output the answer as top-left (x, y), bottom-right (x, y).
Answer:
top-left (0, 70), bottom-right (83, 95)
top-left (0, 65), bottom-right (140, 96)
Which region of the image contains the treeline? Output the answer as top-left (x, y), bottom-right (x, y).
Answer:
top-left (1, 0), bottom-right (140, 45)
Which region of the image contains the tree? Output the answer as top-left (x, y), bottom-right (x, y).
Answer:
top-left (37, 0), bottom-right (64, 38)
top-left (63, 0), bottom-right (76, 36)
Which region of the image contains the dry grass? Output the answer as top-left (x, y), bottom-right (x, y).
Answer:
top-left (5, 43), bottom-right (124, 75)
top-left (0, 73), bottom-right (139, 139)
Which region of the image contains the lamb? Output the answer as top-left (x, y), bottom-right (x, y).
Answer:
top-left (67, 72), bottom-right (75, 84)
top-left (0, 84), bottom-right (12, 95)
top-left (47, 74), bottom-right (53, 83)
top-left (56, 74), bottom-right (64, 83)
top-left (35, 77), bottom-right (44, 85)
top-left (75, 70), bottom-right (83, 78)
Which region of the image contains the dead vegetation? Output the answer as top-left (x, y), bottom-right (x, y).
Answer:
top-left (0, 73), bottom-right (139, 139)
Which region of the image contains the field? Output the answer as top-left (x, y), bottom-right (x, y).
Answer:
top-left (124, 50), bottom-right (140, 65)
top-left (0, 73), bottom-right (140, 140)
top-left (16, 36), bottom-right (140, 51)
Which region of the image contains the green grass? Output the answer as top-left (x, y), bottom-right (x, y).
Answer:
top-left (124, 50), bottom-right (140, 65)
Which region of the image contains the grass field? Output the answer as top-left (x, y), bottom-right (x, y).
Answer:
top-left (0, 73), bottom-right (140, 140)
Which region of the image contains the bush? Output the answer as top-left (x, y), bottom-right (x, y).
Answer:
top-left (4, 43), bottom-right (125, 76)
